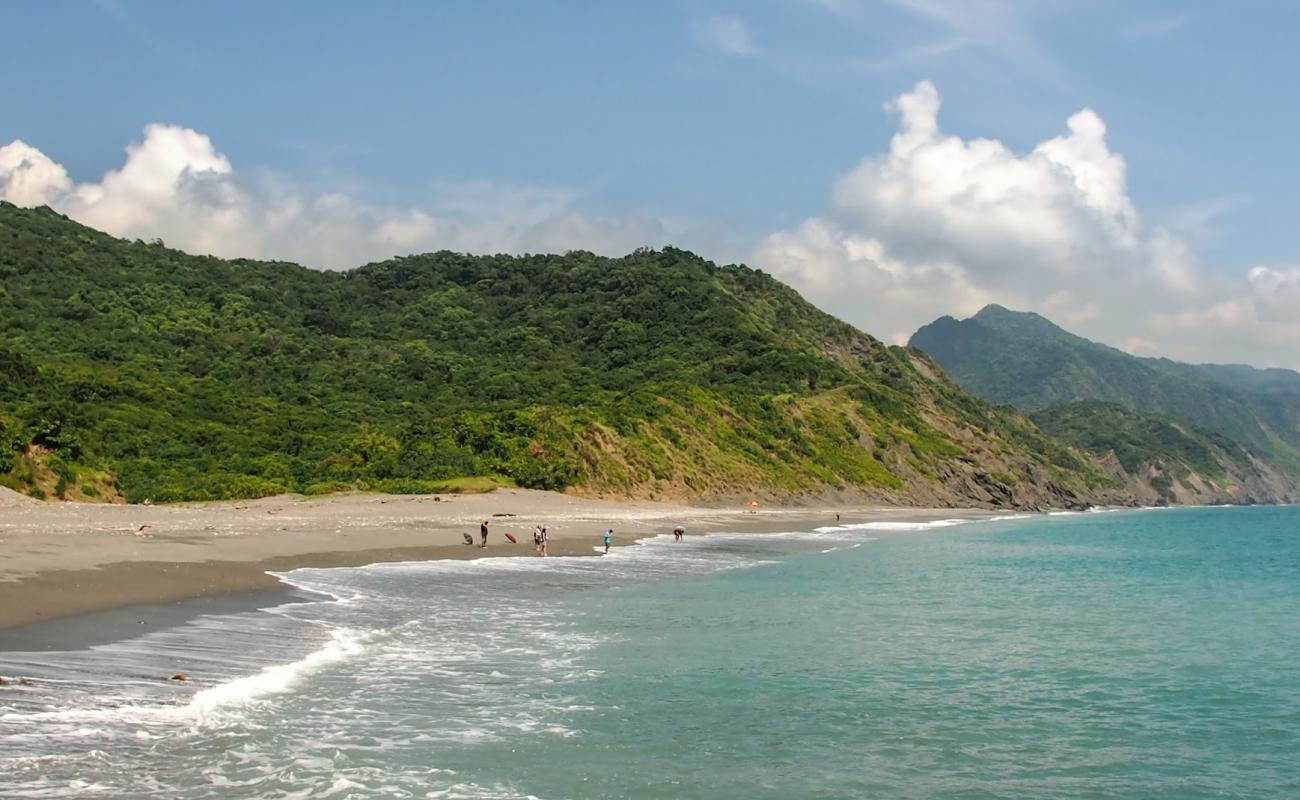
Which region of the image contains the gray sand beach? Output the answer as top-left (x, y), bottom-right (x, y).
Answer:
top-left (0, 487), bottom-right (997, 630)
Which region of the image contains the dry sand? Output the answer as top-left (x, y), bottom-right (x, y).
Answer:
top-left (0, 488), bottom-right (997, 629)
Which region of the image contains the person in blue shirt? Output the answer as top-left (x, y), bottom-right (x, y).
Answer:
top-left (603, 528), bottom-right (613, 554)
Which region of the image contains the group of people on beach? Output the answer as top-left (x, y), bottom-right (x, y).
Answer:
top-left (472, 519), bottom-right (551, 555)
top-left (472, 519), bottom-right (547, 555)
top-left (472, 521), bottom-right (687, 555)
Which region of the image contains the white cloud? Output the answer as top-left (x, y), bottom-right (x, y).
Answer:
top-left (0, 126), bottom-right (678, 269)
top-left (64, 124), bottom-right (232, 235)
top-left (758, 215), bottom-right (1003, 345)
top-left (0, 140), bottom-right (72, 206)
top-left (755, 80), bottom-right (1300, 370)
top-left (826, 80), bottom-right (1145, 287)
top-left (1146, 292), bottom-right (1300, 370)
top-left (1248, 265), bottom-right (1300, 323)
top-left (689, 14), bottom-right (757, 56)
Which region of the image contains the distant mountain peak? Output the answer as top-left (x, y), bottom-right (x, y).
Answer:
top-left (908, 304), bottom-right (1300, 485)
top-left (972, 303), bottom-right (1013, 317)
top-left (970, 304), bottom-right (1061, 329)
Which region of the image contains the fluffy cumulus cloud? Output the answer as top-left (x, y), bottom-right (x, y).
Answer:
top-left (755, 81), bottom-right (1300, 369)
top-left (0, 140), bottom-right (72, 206)
top-left (0, 126), bottom-right (678, 269)
top-left (1248, 265), bottom-right (1300, 322)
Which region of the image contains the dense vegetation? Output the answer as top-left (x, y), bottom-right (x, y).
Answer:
top-left (1, 203), bottom-right (1108, 506)
top-left (1031, 401), bottom-right (1254, 484)
top-left (910, 305), bottom-right (1300, 477)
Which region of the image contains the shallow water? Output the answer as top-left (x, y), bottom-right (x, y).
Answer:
top-left (2, 506), bottom-right (1298, 798)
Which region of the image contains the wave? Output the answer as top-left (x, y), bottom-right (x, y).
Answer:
top-left (186, 626), bottom-right (368, 724)
top-left (812, 517), bottom-right (972, 534)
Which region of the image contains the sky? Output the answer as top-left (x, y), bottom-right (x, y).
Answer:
top-left (3, 0), bottom-right (1300, 369)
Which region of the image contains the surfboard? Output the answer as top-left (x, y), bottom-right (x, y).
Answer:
top-left (504, 532), bottom-right (517, 544)
top-left (462, 532), bottom-right (474, 545)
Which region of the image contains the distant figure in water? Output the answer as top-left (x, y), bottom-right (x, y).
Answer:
top-left (540, 526), bottom-right (549, 557)
top-left (604, 528), bottom-right (613, 554)
top-left (480, 520), bottom-right (489, 548)
top-left (533, 525), bottom-right (543, 555)
top-left (836, 513), bottom-right (841, 522)
top-left (673, 526), bottom-right (684, 542)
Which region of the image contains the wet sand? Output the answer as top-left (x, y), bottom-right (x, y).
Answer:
top-left (0, 488), bottom-right (997, 630)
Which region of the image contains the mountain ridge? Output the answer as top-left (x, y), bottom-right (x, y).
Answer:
top-left (2, 202), bottom-right (1121, 510)
top-left (910, 305), bottom-right (1300, 504)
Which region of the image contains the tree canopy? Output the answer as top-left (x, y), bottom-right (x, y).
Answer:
top-left (1, 202), bottom-right (1104, 506)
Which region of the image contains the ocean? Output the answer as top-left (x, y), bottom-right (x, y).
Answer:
top-left (2, 506), bottom-right (1298, 799)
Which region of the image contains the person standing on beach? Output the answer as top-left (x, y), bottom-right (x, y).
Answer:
top-left (533, 525), bottom-right (543, 555)
top-left (480, 520), bottom-right (489, 548)
top-left (603, 528), bottom-right (612, 554)
top-left (540, 526), bottom-right (549, 557)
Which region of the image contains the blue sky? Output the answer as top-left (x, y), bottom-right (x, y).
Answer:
top-left (3, 1), bottom-right (1299, 367)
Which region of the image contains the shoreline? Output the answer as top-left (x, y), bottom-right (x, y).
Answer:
top-left (0, 488), bottom-right (1009, 631)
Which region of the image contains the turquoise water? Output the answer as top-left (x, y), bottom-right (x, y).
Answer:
top-left (3, 506), bottom-right (1299, 798)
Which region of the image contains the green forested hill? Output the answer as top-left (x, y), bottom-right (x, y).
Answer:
top-left (909, 305), bottom-right (1300, 499)
top-left (1, 202), bottom-right (1111, 507)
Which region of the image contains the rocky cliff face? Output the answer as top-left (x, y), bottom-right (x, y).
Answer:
top-left (1082, 442), bottom-right (1299, 507)
top-left (1104, 454), bottom-right (1300, 507)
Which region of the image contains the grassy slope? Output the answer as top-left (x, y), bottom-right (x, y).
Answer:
top-left (1, 203), bottom-right (1110, 507)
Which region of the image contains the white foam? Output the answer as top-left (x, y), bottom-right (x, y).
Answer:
top-left (272, 512), bottom-right (1030, 601)
top-left (813, 518), bottom-right (971, 533)
top-left (320, 776), bottom-right (366, 797)
top-left (188, 627), bottom-right (366, 723)
top-left (1, 625), bottom-right (368, 740)
top-left (0, 703), bottom-right (185, 727)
